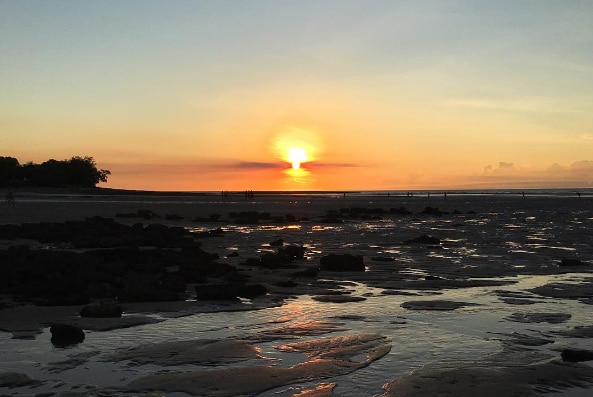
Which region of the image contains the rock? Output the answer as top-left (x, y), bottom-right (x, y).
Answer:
top-left (285, 213), bottom-right (297, 222)
top-left (559, 258), bottom-right (588, 267)
top-left (404, 235), bottom-right (441, 245)
top-left (165, 214), bottom-right (184, 220)
top-left (320, 254), bottom-right (365, 272)
top-left (312, 295), bottom-right (366, 303)
top-left (401, 300), bottom-right (468, 311)
top-left (277, 245), bottom-right (306, 261)
top-left (80, 303), bottom-right (123, 318)
top-left (561, 348), bottom-right (593, 362)
top-left (50, 323), bottom-right (85, 347)
top-left (390, 207), bottom-right (412, 215)
top-left (420, 206), bottom-right (448, 215)
top-left (269, 238), bottom-right (284, 246)
top-left (505, 312), bottom-right (571, 324)
top-left (0, 372), bottom-right (41, 388)
top-left (243, 245), bottom-right (305, 269)
top-left (275, 280), bottom-right (298, 288)
top-left (195, 283), bottom-right (240, 300)
top-left (238, 284), bottom-right (268, 299)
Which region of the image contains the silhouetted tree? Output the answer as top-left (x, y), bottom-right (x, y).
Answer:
top-left (0, 156), bottom-right (110, 187)
top-left (65, 156), bottom-right (110, 187)
top-left (0, 156), bottom-right (20, 186)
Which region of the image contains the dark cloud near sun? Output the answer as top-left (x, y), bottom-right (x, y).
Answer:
top-left (211, 160), bottom-right (361, 170)
top-left (306, 162), bottom-right (360, 168)
top-left (234, 161), bottom-right (284, 169)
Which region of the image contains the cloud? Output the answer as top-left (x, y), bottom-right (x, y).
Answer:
top-left (483, 162), bottom-right (516, 174)
top-left (307, 162), bottom-right (360, 168)
top-left (234, 161), bottom-right (283, 169)
top-left (547, 160), bottom-right (593, 173)
top-left (473, 160), bottom-right (593, 188)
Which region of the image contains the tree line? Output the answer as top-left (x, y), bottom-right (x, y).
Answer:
top-left (0, 156), bottom-right (110, 188)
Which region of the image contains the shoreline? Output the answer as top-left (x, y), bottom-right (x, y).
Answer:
top-left (4, 185), bottom-right (593, 198)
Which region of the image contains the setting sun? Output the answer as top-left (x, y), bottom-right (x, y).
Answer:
top-left (287, 147), bottom-right (308, 169)
top-left (271, 126), bottom-right (322, 173)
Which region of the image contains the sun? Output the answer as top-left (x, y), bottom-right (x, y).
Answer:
top-left (287, 146), bottom-right (308, 170)
top-left (270, 126), bottom-right (322, 170)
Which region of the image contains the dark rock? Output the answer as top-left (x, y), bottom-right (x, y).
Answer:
top-left (390, 207), bottom-right (412, 215)
top-left (165, 214), bottom-right (184, 220)
top-left (80, 303), bottom-right (123, 318)
top-left (320, 210), bottom-right (343, 223)
top-left (285, 213), bottom-right (297, 222)
top-left (238, 284), bottom-right (268, 299)
top-left (404, 235), bottom-right (441, 245)
top-left (278, 245), bottom-right (306, 261)
top-left (561, 348), bottom-right (593, 362)
top-left (242, 245), bottom-right (305, 269)
top-left (320, 254), bottom-right (365, 272)
top-left (559, 258), bottom-right (588, 267)
top-left (312, 295), bottom-right (367, 303)
top-left (118, 272), bottom-right (181, 302)
top-left (195, 283), bottom-right (240, 300)
top-left (50, 324), bottom-right (85, 347)
top-left (420, 206), bottom-right (448, 215)
top-left (269, 238), bottom-right (284, 246)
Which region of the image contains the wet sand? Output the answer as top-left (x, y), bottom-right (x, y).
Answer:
top-left (1, 190), bottom-right (593, 396)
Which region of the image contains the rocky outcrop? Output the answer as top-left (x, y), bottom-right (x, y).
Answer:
top-left (561, 349), bottom-right (593, 362)
top-left (50, 323), bottom-right (85, 347)
top-left (559, 258), bottom-right (589, 267)
top-left (319, 254), bottom-right (365, 272)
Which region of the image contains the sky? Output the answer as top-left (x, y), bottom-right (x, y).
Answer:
top-left (1, 0), bottom-right (593, 191)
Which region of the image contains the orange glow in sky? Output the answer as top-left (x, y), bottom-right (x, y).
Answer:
top-left (2, 2), bottom-right (593, 191)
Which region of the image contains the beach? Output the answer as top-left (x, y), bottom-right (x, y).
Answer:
top-left (1, 189), bottom-right (593, 396)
